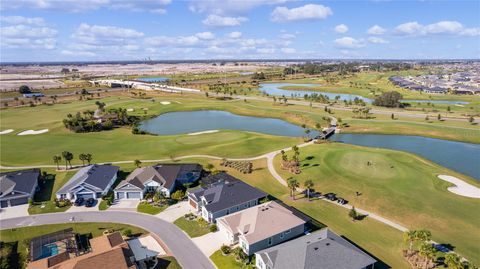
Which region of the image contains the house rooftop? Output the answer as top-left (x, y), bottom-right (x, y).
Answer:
top-left (188, 172), bottom-right (266, 213)
top-left (218, 201), bottom-right (306, 245)
top-left (0, 169), bottom-right (40, 197)
top-left (257, 228), bottom-right (376, 269)
top-left (56, 165), bottom-right (119, 195)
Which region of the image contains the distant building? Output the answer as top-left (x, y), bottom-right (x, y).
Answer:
top-left (0, 169), bottom-right (40, 208)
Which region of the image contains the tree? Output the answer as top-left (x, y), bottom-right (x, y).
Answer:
top-left (53, 155), bottom-right (61, 170)
top-left (391, 113), bottom-right (395, 120)
top-left (280, 150), bottom-right (288, 162)
top-left (373, 91), bottom-right (403, 107)
top-left (469, 116), bottom-right (474, 124)
top-left (425, 115), bottom-right (430, 121)
top-left (304, 180), bottom-right (314, 200)
top-left (62, 151), bottom-right (74, 169)
top-left (415, 229), bottom-right (432, 243)
top-left (134, 159), bottom-right (142, 168)
top-left (205, 163), bottom-right (214, 171)
top-left (79, 153), bottom-right (87, 166)
top-left (403, 230), bottom-right (417, 251)
top-left (85, 153), bottom-right (92, 165)
top-left (171, 190), bottom-right (185, 200)
top-left (349, 207), bottom-right (358, 221)
top-left (419, 242), bottom-right (437, 269)
top-left (95, 101), bottom-right (106, 111)
top-left (19, 85), bottom-right (31, 94)
top-left (287, 178), bottom-right (299, 200)
top-left (438, 114), bottom-right (442, 121)
top-left (444, 253), bottom-right (463, 269)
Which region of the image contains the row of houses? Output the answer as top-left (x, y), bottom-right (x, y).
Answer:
top-left (186, 172), bottom-right (377, 269)
top-left (389, 75), bottom-right (480, 95)
top-left (90, 79), bottom-right (200, 93)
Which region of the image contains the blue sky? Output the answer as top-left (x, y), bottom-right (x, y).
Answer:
top-left (1, 0), bottom-right (479, 62)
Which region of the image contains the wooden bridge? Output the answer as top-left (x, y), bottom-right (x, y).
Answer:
top-left (317, 126), bottom-right (336, 140)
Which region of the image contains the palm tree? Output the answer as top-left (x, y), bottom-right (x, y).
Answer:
top-left (85, 153), bottom-right (92, 165)
top-left (444, 253), bottom-right (463, 269)
top-left (53, 155), bottom-right (61, 170)
top-left (287, 178), bottom-right (299, 200)
top-left (79, 153), bottom-right (86, 166)
top-left (403, 230), bottom-right (417, 251)
top-left (62, 151), bottom-right (74, 169)
top-left (419, 243), bottom-right (436, 269)
top-left (415, 229), bottom-right (432, 243)
top-left (205, 163), bottom-right (214, 171)
top-left (304, 180), bottom-right (314, 200)
top-left (280, 150), bottom-right (288, 162)
top-left (134, 159), bottom-right (142, 168)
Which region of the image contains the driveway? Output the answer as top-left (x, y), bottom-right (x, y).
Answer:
top-left (192, 231), bottom-right (230, 257)
top-left (156, 201), bottom-right (192, 222)
top-left (108, 199), bottom-right (140, 211)
top-left (0, 211), bottom-right (215, 269)
top-left (67, 199), bottom-right (101, 212)
top-left (0, 204), bottom-right (29, 219)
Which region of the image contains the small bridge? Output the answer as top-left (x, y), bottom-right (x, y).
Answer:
top-left (317, 126), bottom-right (336, 140)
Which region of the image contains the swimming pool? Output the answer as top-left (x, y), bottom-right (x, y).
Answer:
top-left (40, 243), bottom-right (59, 259)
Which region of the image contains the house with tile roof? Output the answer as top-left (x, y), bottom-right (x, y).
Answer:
top-left (255, 228), bottom-right (376, 269)
top-left (0, 169), bottom-right (40, 207)
top-left (114, 163), bottom-right (201, 199)
top-left (56, 165), bottom-right (119, 201)
top-left (217, 201), bottom-right (306, 255)
top-left (187, 172), bottom-right (267, 223)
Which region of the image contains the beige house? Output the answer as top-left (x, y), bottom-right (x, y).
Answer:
top-left (217, 201), bottom-right (306, 255)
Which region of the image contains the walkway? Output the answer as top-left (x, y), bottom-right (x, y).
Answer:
top-left (0, 211), bottom-right (216, 269)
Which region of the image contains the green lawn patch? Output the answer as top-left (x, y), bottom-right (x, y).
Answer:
top-left (210, 250), bottom-right (255, 269)
top-left (0, 222), bottom-right (146, 269)
top-left (28, 170), bottom-right (75, 214)
top-left (173, 215), bottom-right (212, 238)
top-left (155, 256), bottom-right (182, 269)
top-left (98, 199), bottom-right (109, 211)
top-left (137, 203), bottom-right (167, 215)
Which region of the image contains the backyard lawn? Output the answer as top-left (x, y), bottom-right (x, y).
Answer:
top-left (28, 169), bottom-right (75, 214)
top-left (0, 222), bottom-right (146, 269)
top-left (274, 143), bottom-right (480, 264)
top-left (173, 216), bottom-right (212, 238)
top-left (137, 203), bottom-right (168, 215)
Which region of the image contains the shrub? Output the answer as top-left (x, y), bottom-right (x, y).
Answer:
top-left (220, 245), bottom-right (231, 255)
top-left (122, 229), bottom-right (133, 237)
top-left (209, 224), bottom-right (218, 232)
top-left (171, 190), bottom-right (185, 201)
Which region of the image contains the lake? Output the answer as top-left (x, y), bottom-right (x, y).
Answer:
top-left (260, 83), bottom-right (468, 105)
top-left (331, 133), bottom-right (480, 180)
top-left (136, 77), bottom-right (169, 82)
top-left (139, 110), bottom-right (319, 137)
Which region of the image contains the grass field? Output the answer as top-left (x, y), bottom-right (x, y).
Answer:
top-left (210, 250), bottom-right (255, 269)
top-left (28, 169), bottom-right (75, 214)
top-left (274, 143), bottom-right (480, 264)
top-left (0, 222), bottom-right (146, 268)
top-left (173, 216), bottom-right (212, 238)
top-left (137, 203), bottom-right (168, 215)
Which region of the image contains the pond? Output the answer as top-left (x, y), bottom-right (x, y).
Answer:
top-left (139, 110), bottom-right (319, 137)
top-left (136, 77), bottom-right (169, 83)
top-left (259, 83), bottom-right (468, 105)
top-left (331, 133), bottom-right (480, 180)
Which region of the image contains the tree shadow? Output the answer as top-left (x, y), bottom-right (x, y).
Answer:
top-left (340, 236), bottom-right (391, 269)
top-left (155, 257), bottom-right (173, 269)
top-left (34, 174), bottom-right (56, 202)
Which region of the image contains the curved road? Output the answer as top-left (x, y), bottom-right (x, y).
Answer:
top-left (0, 211), bottom-right (216, 269)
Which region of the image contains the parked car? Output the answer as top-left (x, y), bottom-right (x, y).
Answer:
top-left (85, 198), bottom-right (95, 207)
top-left (324, 193), bottom-right (337, 201)
top-left (74, 197), bottom-right (84, 206)
top-left (337, 198), bottom-right (348, 205)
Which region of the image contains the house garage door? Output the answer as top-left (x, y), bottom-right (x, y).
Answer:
top-left (126, 192), bottom-right (141, 199)
top-left (1, 201), bottom-right (8, 208)
top-left (77, 193), bottom-right (95, 199)
top-left (9, 197), bottom-right (28, 206)
top-left (117, 192), bottom-right (125, 199)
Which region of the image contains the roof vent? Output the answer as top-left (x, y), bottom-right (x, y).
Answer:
top-left (326, 243), bottom-right (330, 246)
top-left (314, 247), bottom-right (319, 251)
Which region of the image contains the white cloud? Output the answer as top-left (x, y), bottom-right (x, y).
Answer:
top-left (257, 48), bottom-right (275, 54)
top-left (281, 47), bottom-right (296, 53)
top-left (394, 21), bottom-right (474, 36)
top-left (202, 14), bottom-right (247, 27)
top-left (334, 24), bottom-right (348, 33)
top-left (195, 31), bottom-right (215, 40)
top-left (0, 15), bottom-right (45, 26)
top-left (279, 33), bottom-right (296, 39)
top-left (145, 35), bottom-right (201, 47)
top-left (1, 0), bottom-right (171, 12)
top-left (151, 8), bottom-right (167, 14)
top-left (271, 4), bottom-right (332, 22)
top-left (367, 25), bottom-right (386, 35)
top-left (368, 37), bottom-right (389, 44)
top-left (2, 25), bottom-right (57, 38)
top-left (0, 23), bottom-right (57, 49)
top-left (72, 23), bottom-right (144, 45)
top-left (334, 37), bottom-right (365, 49)
top-left (188, 0), bottom-right (291, 15)
top-left (61, 49), bottom-right (96, 57)
top-left (228, 31), bottom-right (242, 39)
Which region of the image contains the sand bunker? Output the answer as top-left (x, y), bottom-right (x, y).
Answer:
top-left (438, 175), bottom-right (480, 198)
top-left (0, 129), bottom-right (14, 135)
top-left (17, 129), bottom-right (49, 136)
top-left (127, 108), bottom-right (134, 112)
top-left (188, 130), bottom-right (219, 136)
top-left (160, 101), bottom-right (171, 105)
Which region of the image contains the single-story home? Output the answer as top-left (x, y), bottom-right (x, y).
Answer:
top-left (187, 172), bottom-right (267, 223)
top-left (0, 169), bottom-right (40, 208)
top-left (56, 164), bottom-right (119, 201)
top-left (217, 201), bottom-right (306, 255)
top-left (114, 163), bottom-right (202, 199)
top-left (255, 228), bottom-right (377, 269)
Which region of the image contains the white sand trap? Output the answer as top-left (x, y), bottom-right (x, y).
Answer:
top-left (17, 129), bottom-right (49, 136)
top-left (438, 175), bottom-right (480, 199)
top-left (188, 130), bottom-right (219, 136)
top-left (127, 108), bottom-right (134, 112)
top-left (160, 101), bottom-right (171, 105)
top-left (455, 104), bottom-right (464, 107)
top-left (0, 129), bottom-right (14, 135)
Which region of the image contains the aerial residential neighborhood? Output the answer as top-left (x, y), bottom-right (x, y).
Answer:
top-left (0, 1), bottom-right (479, 269)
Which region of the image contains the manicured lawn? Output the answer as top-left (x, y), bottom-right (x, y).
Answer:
top-left (137, 203), bottom-right (168, 215)
top-left (156, 256), bottom-right (182, 269)
top-left (98, 199), bottom-right (109, 210)
top-left (173, 216), bottom-right (212, 238)
top-left (0, 222), bottom-right (146, 269)
top-left (28, 170), bottom-right (75, 214)
top-left (210, 250), bottom-right (255, 269)
top-left (274, 143), bottom-right (480, 264)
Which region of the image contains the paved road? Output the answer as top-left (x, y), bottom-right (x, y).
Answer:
top-left (0, 211), bottom-right (216, 269)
